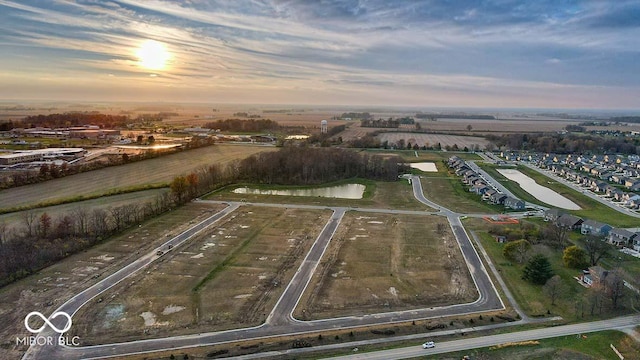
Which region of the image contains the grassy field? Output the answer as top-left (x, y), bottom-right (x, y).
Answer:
top-left (418, 168), bottom-right (502, 213)
top-left (363, 149), bottom-right (482, 162)
top-left (295, 212), bottom-right (477, 320)
top-left (0, 144), bottom-right (272, 212)
top-left (69, 206), bottom-right (331, 344)
top-left (0, 188), bottom-right (167, 224)
top-left (377, 133), bottom-right (489, 149)
top-left (0, 202), bottom-right (225, 359)
top-left (478, 163), bottom-right (640, 227)
top-left (206, 178), bottom-right (434, 211)
top-left (425, 330), bottom-right (639, 360)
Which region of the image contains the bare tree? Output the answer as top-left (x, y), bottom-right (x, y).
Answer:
top-left (109, 206), bottom-right (127, 232)
top-left (582, 235), bottom-right (609, 266)
top-left (543, 223), bottom-right (570, 249)
top-left (585, 286), bottom-right (606, 316)
top-left (607, 269), bottom-right (626, 309)
top-left (22, 210), bottom-right (37, 238)
top-left (543, 275), bottom-right (566, 306)
top-left (90, 209), bottom-right (109, 237)
top-left (72, 207), bottom-right (89, 236)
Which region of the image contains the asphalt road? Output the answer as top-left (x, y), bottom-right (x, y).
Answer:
top-left (266, 208), bottom-right (346, 326)
top-left (326, 314), bottom-right (640, 360)
top-left (20, 174), bottom-right (583, 360)
top-left (22, 203), bottom-right (240, 360)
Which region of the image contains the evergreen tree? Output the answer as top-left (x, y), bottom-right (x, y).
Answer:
top-left (522, 254), bottom-right (554, 285)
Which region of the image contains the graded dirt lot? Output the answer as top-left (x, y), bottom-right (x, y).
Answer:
top-left (69, 206), bottom-right (331, 344)
top-left (295, 212), bottom-right (477, 320)
top-left (0, 202), bottom-right (224, 359)
top-left (0, 144), bottom-right (272, 211)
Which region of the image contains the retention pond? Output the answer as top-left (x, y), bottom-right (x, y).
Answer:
top-left (232, 183), bottom-right (366, 199)
top-left (497, 169), bottom-right (581, 210)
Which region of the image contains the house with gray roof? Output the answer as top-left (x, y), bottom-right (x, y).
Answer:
top-left (581, 220), bottom-right (612, 237)
top-left (608, 228), bottom-right (638, 247)
top-left (504, 197), bottom-right (525, 210)
top-left (557, 214), bottom-right (584, 230)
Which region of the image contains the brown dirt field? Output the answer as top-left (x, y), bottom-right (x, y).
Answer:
top-left (0, 143), bottom-right (272, 211)
top-left (0, 202), bottom-right (224, 359)
top-left (69, 206), bottom-right (331, 344)
top-left (295, 212), bottom-right (477, 320)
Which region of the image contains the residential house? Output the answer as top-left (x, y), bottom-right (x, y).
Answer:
top-left (591, 181), bottom-right (608, 193)
top-left (557, 214), bottom-right (584, 230)
top-left (624, 179), bottom-right (640, 189)
top-left (608, 228), bottom-right (638, 247)
top-left (612, 189), bottom-right (625, 202)
top-left (581, 220), bottom-right (612, 237)
top-left (471, 183), bottom-right (490, 195)
top-left (626, 195), bottom-right (640, 209)
top-left (543, 208), bottom-right (564, 222)
top-left (504, 197), bottom-right (525, 210)
top-left (490, 192), bottom-right (508, 205)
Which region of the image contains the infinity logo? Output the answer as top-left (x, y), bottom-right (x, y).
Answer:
top-left (24, 311), bottom-right (72, 334)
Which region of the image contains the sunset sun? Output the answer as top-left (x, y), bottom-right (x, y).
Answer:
top-left (136, 39), bottom-right (171, 71)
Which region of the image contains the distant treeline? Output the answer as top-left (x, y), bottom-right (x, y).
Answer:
top-left (361, 118), bottom-right (400, 128)
top-left (263, 109), bottom-right (294, 113)
top-left (487, 133), bottom-right (640, 154)
top-left (610, 116), bottom-right (640, 123)
top-left (416, 113), bottom-right (495, 120)
top-left (339, 112), bottom-right (373, 120)
top-left (20, 112), bottom-right (130, 128)
top-left (204, 119), bottom-right (279, 132)
top-left (232, 112), bottom-right (262, 118)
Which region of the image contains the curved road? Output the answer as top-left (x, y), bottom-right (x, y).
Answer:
top-left (23, 178), bottom-right (519, 360)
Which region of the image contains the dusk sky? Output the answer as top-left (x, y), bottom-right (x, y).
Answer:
top-left (1, 0), bottom-right (639, 109)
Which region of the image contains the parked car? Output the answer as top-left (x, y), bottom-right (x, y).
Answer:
top-left (422, 341), bottom-right (435, 349)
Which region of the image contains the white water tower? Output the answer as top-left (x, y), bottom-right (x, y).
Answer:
top-left (321, 119), bottom-right (328, 134)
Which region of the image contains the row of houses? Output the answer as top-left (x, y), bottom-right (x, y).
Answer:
top-left (543, 208), bottom-right (640, 251)
top-left (500, 151), bottom-right (640, 209)
top-left (448, 156), bottom-right (526, 210)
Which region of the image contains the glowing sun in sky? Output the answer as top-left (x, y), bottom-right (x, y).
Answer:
top-left (136, 39), bottom-right (171, 71)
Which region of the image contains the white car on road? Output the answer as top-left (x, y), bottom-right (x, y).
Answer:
top-left (422, 341), bottom-right (435, 349)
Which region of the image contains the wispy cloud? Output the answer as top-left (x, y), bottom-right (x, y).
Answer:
top-left (0, 0), bottom-right (638, 108)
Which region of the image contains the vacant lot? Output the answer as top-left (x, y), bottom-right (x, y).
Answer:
top-left (363, 149), bottom-right (481, 162)
top-left (0, 202), bottom-right (225, 359)
top-left (0, 144), bottom-right (272, 211)
top-left (70, 206), bottom-right (330, 344)
top-left (378, 133), bottom-right (489, 150)
top-left (295, 212), bottom-right (477, 320)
